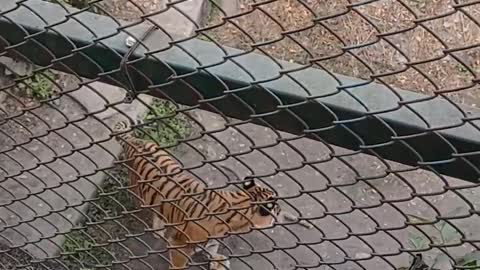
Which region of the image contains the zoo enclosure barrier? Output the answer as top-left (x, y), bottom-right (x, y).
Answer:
top-left (0, 0), bottom-right (480, 269)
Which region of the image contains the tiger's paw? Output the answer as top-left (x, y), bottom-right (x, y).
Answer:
top-left (209, 254), bottom-right (230, 270)
top-left (195, 240), bottom-right (218, 254)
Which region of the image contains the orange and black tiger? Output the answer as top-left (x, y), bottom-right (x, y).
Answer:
top-left (112, 120), bottom-right (280, 270)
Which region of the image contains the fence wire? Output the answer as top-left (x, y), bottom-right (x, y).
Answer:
top-left (1, 0), bottom-right (480, 270)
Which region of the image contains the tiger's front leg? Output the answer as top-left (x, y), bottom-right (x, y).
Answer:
top-left (168, 238), bottom-right (195, 270)
top-left (194, 240), bottom-right (230, 270)
top-left (152, 214), bottom-right (166, 239)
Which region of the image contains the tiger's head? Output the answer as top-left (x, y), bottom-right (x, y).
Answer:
top-left (218, 165), bottom-right (281, 229)
top-left (241, 178), bottom-right (281, 229)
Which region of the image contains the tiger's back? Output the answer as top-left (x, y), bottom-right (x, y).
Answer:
top-left (165, 183), bottom-right (279, 238)
top-left (112, 120), bottom-right (205, 207)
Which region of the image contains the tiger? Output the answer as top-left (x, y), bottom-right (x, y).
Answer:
top-left (112, 119), bottom-right (281, 270)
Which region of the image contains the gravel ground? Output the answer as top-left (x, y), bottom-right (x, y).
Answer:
top-left (2, 1), bottom-right (480, 270)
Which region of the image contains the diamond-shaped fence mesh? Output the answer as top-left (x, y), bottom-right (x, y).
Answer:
top-left (0, 0), bottom-right (480, 269)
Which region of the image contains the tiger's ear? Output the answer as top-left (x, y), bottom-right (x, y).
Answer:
top-left (243, 178), bottom-right (255, 190)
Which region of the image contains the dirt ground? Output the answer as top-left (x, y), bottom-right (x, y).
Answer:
top-left (93, 0), bottom-right (480, 107)
top-left (205, 0), bottom-right (480, 107)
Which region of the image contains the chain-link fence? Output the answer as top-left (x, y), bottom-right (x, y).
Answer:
top-left (1, 0), bottom-right (480, 269)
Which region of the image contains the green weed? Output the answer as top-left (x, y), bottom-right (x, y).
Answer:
top-left (137, 98), bottom-right (190, 148)
top-left (61, 230), bottom-right (113, 269)
top-left (60, 169), bottom-right (138, 269)
top-left (24, 70), bottom-right (55, 100)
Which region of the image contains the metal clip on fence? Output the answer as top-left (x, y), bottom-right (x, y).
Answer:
top-left (120, 26), bottom-right (158, 104)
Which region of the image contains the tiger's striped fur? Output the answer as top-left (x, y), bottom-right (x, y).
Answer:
top-left (112, 120), bottom-right (280, 270)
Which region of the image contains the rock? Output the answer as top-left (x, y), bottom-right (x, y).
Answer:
top-left (67, 81), bottom-right (154, 121)
top-left (0, 56), bottom-right (34, 77)
top-left (151, 0), bottom-right (209, 37)
top-left (219, 0), bottom-right (239, 16)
